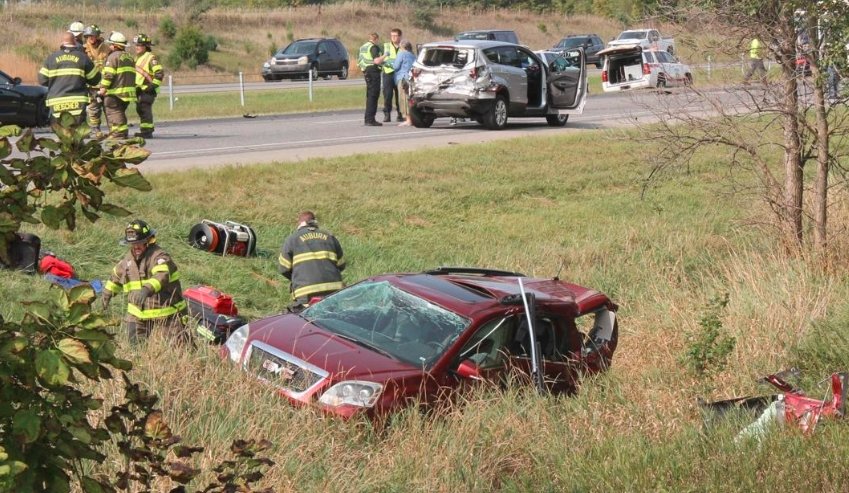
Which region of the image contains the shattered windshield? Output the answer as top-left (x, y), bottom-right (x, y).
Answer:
top-left (301, 280), bottom-right (469, 368)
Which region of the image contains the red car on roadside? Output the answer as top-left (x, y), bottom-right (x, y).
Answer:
top-left (223, 267), bottom-right (619, 418)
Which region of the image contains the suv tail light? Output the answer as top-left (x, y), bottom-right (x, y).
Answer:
top-left (643, 63), bottom-right (651, 75)
top-left (601, 70), bottom-right (608, 82)
top-left (411, 68), bottom-right (421, 79)
top-left (470, 66), bottom-right (479, 79)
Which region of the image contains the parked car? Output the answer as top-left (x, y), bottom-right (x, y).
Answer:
top-left (223, 267), bottom-right (619, 419)
top-left (608, 28), bottom-right (675, 55)
top-left (553, 34), bottom-right (605, 68)
top-left (262, 38), bottom-right (349, 81)
top-left (455, 29), bottom-right (519, 45)
top-left (599, 45), bottom-right (692, 92)
top-left (0, 70), bottom-right (49, 127)
top-left (408, 40), bottom-right (587, 130)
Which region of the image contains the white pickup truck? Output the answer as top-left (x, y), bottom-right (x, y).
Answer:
top-left (608, 29), bottom-right (675, 55)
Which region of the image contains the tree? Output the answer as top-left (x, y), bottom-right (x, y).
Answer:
top-left (641, 0), bottom-right (849, 254)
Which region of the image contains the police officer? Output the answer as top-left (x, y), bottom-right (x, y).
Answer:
top-left (102, 219), bottom-right (188, 343)
top-left (132, 33), bottom-right (163, 138)
top-left (358, 32), bottom-right (386, 126)
top-left (382, 28), bottom-right (403, 123)
top-left (83, 25), bottom-right (110, 137)
top-left (278, 211), bottom-right (346, 311)
top-left (38, 32), bottom-right (100, 125)
top-left (99, 32), bottom-right (137, 138)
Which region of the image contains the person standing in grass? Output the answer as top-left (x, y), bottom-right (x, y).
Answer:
top-left (103, 219), bottom-right (189, 343)
top-left (278, 211), bottom-right (346, 312)
top-left (393, 40), bottom-right (416, 127)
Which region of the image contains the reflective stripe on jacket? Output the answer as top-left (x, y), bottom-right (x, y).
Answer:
top-left (105, 244), bottom-right (186, 321)
top-left (38, 46), bottom-right (100, 108)
top-left (135, 51), bottom-right (164, 94)
top-left (101, 50), bottom-right (138, 102)
top-left (382, 42), bottom-right (399, 74)
top-left (278, 223), bottom-right (346, 300)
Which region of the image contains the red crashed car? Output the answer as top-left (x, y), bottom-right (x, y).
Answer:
top-left (222, 267), bottom-right (619, 418)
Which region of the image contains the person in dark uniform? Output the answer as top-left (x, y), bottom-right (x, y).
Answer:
top-left (278, 211), bottom-right (346, 311)
top-left (358, 32), bottom-right (386, 126)
top-left (38, 32), bottom-right (100, 125)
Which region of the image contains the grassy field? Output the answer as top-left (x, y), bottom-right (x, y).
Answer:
top-left (3, 123), bottom-right (849, 490)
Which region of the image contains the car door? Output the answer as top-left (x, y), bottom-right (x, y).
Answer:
top-left (494, 46), bottom-right (527, 105)
top-left (0, 73), bottom-right (23, 123)
top-left (655, 51), bottom-right (682, 85)
top-left (546, 48), bottom-right (587, 109)
top-left (316, 41), bottom-right (331, 73)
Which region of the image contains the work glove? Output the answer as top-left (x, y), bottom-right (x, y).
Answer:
top-left (128, 286), bottom-right (152, 307)
top-left (101, 292), bottom-right (112, 310)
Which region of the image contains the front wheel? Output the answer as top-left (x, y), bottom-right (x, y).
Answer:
top-left (482, 95), bottom-right (508, 130)
top-left (338, 64), bottom-right (349, 80)
top-left (545, 114), bottom-right (569, 127)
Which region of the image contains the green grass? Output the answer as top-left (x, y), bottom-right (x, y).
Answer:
top-left (4, 127), bottom-right (849, 491)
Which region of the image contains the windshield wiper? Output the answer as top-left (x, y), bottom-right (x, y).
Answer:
top-left (332, 332), bottom-right (398, 361)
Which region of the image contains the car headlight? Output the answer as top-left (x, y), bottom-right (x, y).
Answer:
top-left (297, 55), bottom-right (309, 65)
top-left (224, 323), bottom-right (250, 363)
top-left (318, 381), bottom-right (383, 408)
top-left (263, 62), bottom-right (270, 68)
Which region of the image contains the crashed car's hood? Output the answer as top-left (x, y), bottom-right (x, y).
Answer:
top-left (246, 314), bottom-right (420, 379)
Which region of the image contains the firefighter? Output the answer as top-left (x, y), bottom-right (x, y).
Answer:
top-left (278, 211), bottom-right (346, 311)
top-left (38, 31), bottom-right (100, 125)
top-left (98, 32), bottom-right (137, 138)
top-left (69, 21), bottom-right (85, 46)
top-left (132, 33), bottom-right (163, 138)
top-left (102, 219), bottom-right (189, 343)
top-left (83, 25), bottom-right (110, 137)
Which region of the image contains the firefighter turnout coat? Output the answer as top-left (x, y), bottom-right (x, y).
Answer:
top-left (38, 45), bottom-right (100, 115)
top-left (278, 223), bottom-right (346, 301)
top-left (104, 244), bottom-right (187, 325)
top-left (101, 50), bottom-right (138, 102)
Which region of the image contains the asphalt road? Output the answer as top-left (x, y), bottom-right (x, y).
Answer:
top-left (138, 88), bottom-right (721, 174)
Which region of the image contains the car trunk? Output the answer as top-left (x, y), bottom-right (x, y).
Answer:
top-left (412, 46), bottom-right (483, 101)
top-left (599, 45), bottom-right (644, 86)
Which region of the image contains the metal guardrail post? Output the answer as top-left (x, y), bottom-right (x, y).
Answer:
top-left (707, 55), bottom-right (712, 79)
top-left (168, 75), bottom-right (174, 111)
top-left (308, 69), bottom-right (313, 102)
top-left (239, 72), bottom-right (245, 107)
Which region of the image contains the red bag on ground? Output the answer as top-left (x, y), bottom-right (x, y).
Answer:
top-left (40, 254), bottom-right (76, 279)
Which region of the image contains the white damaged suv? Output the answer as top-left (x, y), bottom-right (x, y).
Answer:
top-left (408, 40), bottom-right (587, 130)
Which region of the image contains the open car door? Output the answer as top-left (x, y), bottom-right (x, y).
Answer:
top-left (546, 48), bottom-right (586, 111)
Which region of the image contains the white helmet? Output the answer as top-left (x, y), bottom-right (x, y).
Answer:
top-left (69, 21), bottom-right (85, 35)
top-left (107, 31), bottom-right (128, 47)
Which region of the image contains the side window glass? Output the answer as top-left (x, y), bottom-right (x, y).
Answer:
top-left (644, 52), bottom-right (656, 63)
top-left (497, 47), bottom-right (521, 68)
top-left (518, 49), bottom-right (537, 70)
top-left (483, 48), bottom-right (499, 64)
top-left (655, 51), bottom-right (670, 63)
top-left (457, 316), bottom-right (516, 368)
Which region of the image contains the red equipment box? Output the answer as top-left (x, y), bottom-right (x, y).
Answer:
top-left (183, 285), bottom-right (245, 344)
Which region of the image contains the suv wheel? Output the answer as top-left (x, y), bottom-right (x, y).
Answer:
top-left (410, 106), bottom-right (435, 128)
top-left (338, 64), bottom-right (349, 80)
top-left (545, 114), bottom-right (569, 127)
top-left (483, 95), bottom-right (508, 130)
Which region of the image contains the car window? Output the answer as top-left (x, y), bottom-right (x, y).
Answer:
top-left (556, 37), bottom-right (585, 49)
top-left (457, 316), bottom-right (517, 368)
top-left (421, 47), bottom-right (474, 68)
top-left (650, 30), bottom-right (660, 42)
top-left (282, 41), bottom-right (317, 55)
top-left (517, 49), bottom-right (538, 69)
top-left (483, 48), bottom-right (499, 64)
top-left (495, 46), bottom-right (521, 68)
top-left (644, 52), bottom-right (656, 63)
top-left (456, 32), bottom-right (491, 41)
top-left (654, 51), bottom-right (671, 63)
top-left (0, 72), bottom-right (11, 85)
top-left (618, 30), bottom-right (644, 40)
top-left (548, 51), bottom-right (579, 71)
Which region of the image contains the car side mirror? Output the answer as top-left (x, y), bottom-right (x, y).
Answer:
top-left (456, 360), bottom-right (483, 380)
top-left (318, 49), bottom-right (327, 55)
top-left (12, 77), bottom-right (21, 85)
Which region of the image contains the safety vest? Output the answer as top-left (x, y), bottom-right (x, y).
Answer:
top-left (749, 38), bottom-right (763, 59)
top-left (135, 50), bottom-right (164, 94)
top-left (358, 41), bottom-right (379, 72)
top-left (37, 46), bottom-right (100, 112)
top-left (382, 42), bottom-right (399, 74)
top-left (101, 50), bottom-right (138, 102)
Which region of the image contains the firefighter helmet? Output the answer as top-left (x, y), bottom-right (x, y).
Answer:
top-left (133, 33), bottom-right (153, 46)
top-left (83, 25), bottom-right (101, 38)
top-left (68, 21), bottom-right (85, 36)
top-left (107, 31), bottom-right (128, 47)
top-left (121, 219), bottom-right (156, 245)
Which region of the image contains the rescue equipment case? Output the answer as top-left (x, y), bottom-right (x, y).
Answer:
top-left (183, 285), bottom-right (246, 344)
top-left (188, 220), bottom-right (257, 257)
top-left (3, 233), bottom-right (41, 273)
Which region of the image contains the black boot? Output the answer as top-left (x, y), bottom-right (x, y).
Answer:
top-left (382, 112), bottom-right (391, 122)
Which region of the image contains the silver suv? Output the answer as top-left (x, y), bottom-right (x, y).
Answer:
top-left (408, 40), bottom-right (587, 130)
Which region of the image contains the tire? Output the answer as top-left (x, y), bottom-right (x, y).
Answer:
top-left (36, 99), bottom-right (51, 127)
top-left (545, 114), bottom-right (569, 127)
top-left (262, 75), bottom-right (274, 82)
top-left (410, 106), bottom-right (435, 128)
top-left (338, 64), bottom-right (349, 80)
top-left (685, 73), bottom-right (693, 86)
top-left (482, 95), bottom-right (508, 130)
top-left (656, 76), bottom-right (667, 89)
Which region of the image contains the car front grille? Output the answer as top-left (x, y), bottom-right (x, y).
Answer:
top-left (245, 341), bottom-right (328, 397)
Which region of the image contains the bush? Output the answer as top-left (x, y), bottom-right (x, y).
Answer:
top-left (125, 18), bottom-right (138, 30)
top-left (167, 25), bottom-right (210, 70)
top-left (159, 16), bottom-right (177, 40)
top-left (683, 293), bottom-right (735, 377)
